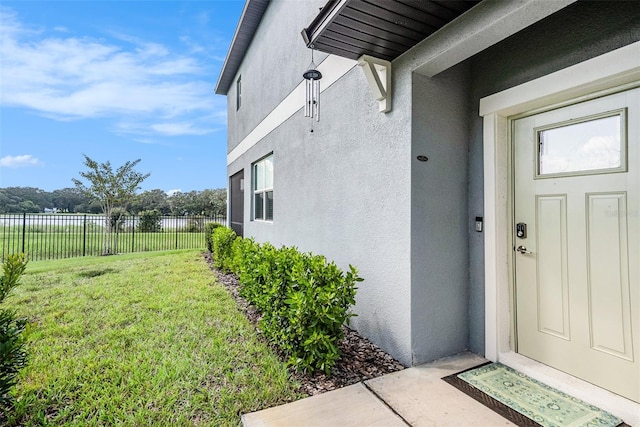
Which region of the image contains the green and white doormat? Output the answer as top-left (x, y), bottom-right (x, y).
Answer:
top-left (457, 363), bottom-right (623, 427)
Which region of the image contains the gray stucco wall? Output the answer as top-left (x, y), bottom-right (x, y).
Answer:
top-left (223, 0), bottom-right (640, 367)
top-left (409, 65), bottom-right (471, 364)
top-left (226, 0), bottom-right (328, 153)
top-left (226, 1), bottom-right (416, 364)
top-left (464, 0), bottom-right (640, 355)
top-left (228, 66), bottom-right (415, 364)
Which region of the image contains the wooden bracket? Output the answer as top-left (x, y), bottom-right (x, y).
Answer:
top-left (357, 55), bottom-right (392, 113)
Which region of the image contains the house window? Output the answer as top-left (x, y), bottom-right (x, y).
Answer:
top-left (253, 154), bottom-right (273, 221)
top-left (236, 76), bottom-right (241, 110)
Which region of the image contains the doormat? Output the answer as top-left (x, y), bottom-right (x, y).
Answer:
top-left (442, 363), bottom-right (628, 427)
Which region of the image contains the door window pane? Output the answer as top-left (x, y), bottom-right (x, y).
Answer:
top-left (538, 114), bottom-right (623, 176)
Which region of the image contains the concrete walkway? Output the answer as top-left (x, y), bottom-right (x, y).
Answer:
top-left (242, 352), bottom-right (515, 426)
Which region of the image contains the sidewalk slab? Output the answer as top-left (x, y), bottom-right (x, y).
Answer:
top-left (365, 352), bottom-right (514, 426)
top-left (241, 382), bottom-right (407, 427)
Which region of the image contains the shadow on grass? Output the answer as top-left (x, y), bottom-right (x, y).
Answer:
top-left (76, 268), bottom-right (116, 278)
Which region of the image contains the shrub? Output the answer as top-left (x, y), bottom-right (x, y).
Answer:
top-left (0, 254), bottom-right (29, 410)
top-left (211, 227), bottom-right (237, 273)
top-left (137, 209), bottom-right (163, 232)
top-left (182, 217), bottom-right (205, 233)
top-left (218, 236), bottom-right (362, 374)
top-left (204, 222), bottom-right (223, 252)
top-left (282, 253), bottom-right (360, 373)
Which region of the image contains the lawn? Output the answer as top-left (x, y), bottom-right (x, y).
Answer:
top-left (1, 227), bottom-right (209, 261)
top-left (6, 250), bottom-right (303, 426)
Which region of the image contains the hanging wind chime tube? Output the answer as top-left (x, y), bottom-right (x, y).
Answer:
top-left (303, 49), bottom-right (322, 122)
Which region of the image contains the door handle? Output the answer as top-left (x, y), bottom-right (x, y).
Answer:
top-left (516, 245), bottom-right (532, 254)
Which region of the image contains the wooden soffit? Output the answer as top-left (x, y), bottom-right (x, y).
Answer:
top-left (301, 0), bottom-right (481, 62)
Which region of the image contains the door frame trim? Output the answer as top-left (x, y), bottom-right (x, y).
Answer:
top-left (480, 41), bottom-right (640, 422)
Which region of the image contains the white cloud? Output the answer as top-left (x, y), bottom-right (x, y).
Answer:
top-left (0, 154), bottom-right (42, 168)
top-left (114, 117), bottom-right (221, 138)
top-left (196, 11), bottom-right (211, 26)
top-left (166, 189), bottom-right (182, 196)
top-left (0, 7), bottom-right (224, 137)
top-left (150, 122), bottom-right (215, 136)
top-left (180, 35), bottom-right (205, 54)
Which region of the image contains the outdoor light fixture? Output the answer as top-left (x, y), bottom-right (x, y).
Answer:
top-left (303, 49), bottom-right (322, 121)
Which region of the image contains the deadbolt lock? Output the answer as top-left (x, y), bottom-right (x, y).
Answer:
top-left (516, 223), bottom-right (527, 239)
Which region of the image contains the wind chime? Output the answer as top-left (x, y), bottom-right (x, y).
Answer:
top-left (303, 49), bottom-right (322, 122)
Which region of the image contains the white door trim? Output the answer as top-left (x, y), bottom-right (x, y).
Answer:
top-left (480, 41), bottom-right (640, 424)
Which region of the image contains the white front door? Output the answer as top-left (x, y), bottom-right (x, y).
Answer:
top-left (514, 88), bottom-right (639, 402)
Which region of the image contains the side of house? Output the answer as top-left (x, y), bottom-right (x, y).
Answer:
top-left (220, 0), bottom-right (416, 365)
top-left (216, 0), bottom-right (640, 419)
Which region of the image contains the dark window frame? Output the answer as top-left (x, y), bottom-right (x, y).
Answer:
top-left (236, 75), bottom-right (242, 110)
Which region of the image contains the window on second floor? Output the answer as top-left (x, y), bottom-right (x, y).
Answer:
top-left (236, 76), bottom-right (242, 110)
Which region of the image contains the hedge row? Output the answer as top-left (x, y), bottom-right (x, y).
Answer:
top-left (204, 222), bottom-right (224, 253)
top-left (211, 227), bottom-right (362, 373)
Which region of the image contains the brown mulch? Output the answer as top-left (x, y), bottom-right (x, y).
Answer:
top-left (202, 252), bottom-right (405, 396)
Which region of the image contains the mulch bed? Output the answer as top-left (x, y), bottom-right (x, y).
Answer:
top-left (202, 252), bottom-right (405, 396)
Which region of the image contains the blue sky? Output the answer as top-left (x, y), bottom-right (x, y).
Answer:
top-left (0, 0), bottom-right (245, 193)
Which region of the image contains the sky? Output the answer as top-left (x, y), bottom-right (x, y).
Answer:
top-left (0, 0), bottom-right (245, 194)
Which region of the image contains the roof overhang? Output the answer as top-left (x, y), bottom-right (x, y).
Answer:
top-left (303, 0), bottom-right (578, 78)
top-left (215, 0), bottom-right (269, 95)
top-left (409, 0), bottom-right (577, 77)
top-left (301, 0), bottom-right (481, 62)
top-left (216, 0), bottom-right (579, 97)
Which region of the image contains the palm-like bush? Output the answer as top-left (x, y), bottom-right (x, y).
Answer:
top-left (0, 254), bottom-right (29, 409)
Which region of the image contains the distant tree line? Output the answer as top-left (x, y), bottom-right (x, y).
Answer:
top-left (0, 186), bottom-right (226, 216)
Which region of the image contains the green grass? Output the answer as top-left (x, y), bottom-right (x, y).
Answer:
top-left (6, 250), bottom-right (303, 426)
top-left (1, 229), bottom-right (208, 261)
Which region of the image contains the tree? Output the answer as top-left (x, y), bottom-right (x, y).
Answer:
top-left (167, 189), bottom-right (227, 216)
top-left (0, 187), bottom-right (52, 213)
top-left (137, 209), bottom-right (163, 232)
top-left (72, 155), bottom-right (150, 255)
top-left (198, 189), bottom-right (226, 216)
top-left (75, 200), bottom-right (103, 214)
top-left (168, 190), bottom-right (196, 215)
top-left (0, 186), bottom-right (224, 215)
top-left (128, 189), bottom-right (170, 215)
top-left (51, 187), bottom-right (88, 213)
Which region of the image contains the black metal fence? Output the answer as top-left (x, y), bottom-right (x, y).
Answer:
top-left (0, 213), bottom-right (226, 261)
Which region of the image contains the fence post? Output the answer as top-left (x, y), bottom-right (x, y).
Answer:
top-left (21, 213), bottom-right (26, 254)
top-left (175, 217), bottom-right (178, 249)
top-left (83, 214), bottom-right (87, 257)
top-left (131, 215), bottom-right (135, 253)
